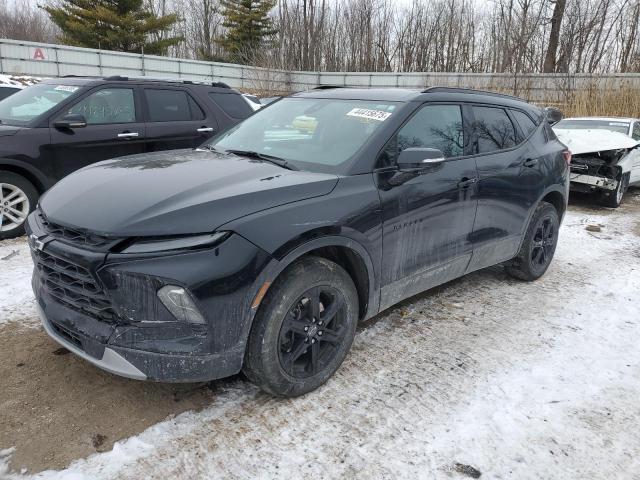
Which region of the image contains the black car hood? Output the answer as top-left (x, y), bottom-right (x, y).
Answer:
top-left (0, 124), bottom-right (22, 137)
top-left (40, 149), bottom-right (339, 236)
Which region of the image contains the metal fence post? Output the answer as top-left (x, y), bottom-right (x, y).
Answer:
top-left (0, 41), bottom-right (4, 74)
top-left (54, 46), bottom-right (60, 77)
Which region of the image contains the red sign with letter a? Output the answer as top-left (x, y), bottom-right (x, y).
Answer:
top-left (33, 48), bottom-right (46, 60)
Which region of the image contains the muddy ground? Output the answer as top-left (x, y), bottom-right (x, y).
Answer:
top-left (0, 190), bottom-right (639, 479)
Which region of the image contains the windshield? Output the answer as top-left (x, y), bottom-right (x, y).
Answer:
top-left (205, 97), bottom-right (399, 172)
top-left (0, 83), bottom-right (80, 126)
top-left (555, 119), bottom-right (630, 135)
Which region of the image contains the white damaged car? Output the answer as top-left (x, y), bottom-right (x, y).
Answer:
top-left (554, 118), bottom-right (640, 207)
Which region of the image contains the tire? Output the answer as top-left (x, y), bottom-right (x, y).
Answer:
top-left (598, 172), bottom-right (629, 208)
top-left (0, 171), bottom-right (38, 240)
top-left (243, 256), bottom-right (359, 397)
top-left (505, 201), bottom-right (560, 282)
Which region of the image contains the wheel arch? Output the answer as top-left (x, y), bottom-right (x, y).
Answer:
top-left (541, 189), bottom-right (566, 220)
top-left (0, 159), bottom-right (50, 194)
top-left (254, 236), bottom-right (379, 323)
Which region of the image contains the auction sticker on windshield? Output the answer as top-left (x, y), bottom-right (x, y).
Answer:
top-left (346, 108), bottom-right (392, 122)
top-left (54, 85), bottom-right (79, 93)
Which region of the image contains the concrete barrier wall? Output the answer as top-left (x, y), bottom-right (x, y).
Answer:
top-left (2, 38), bottom-right (639, 102)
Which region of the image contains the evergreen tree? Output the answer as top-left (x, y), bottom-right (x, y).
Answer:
top-left (43, 0), bottom-right (183, 55)
top-left (217, 0), bottom-right (277, 64)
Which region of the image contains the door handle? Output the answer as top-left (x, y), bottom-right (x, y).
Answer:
top-left (117, 132), bottom-right (139, 139)
top-left (457, 177), bottom-right (478, 189)
top-left (523, 158), bottom-right (538, 168)
top-left (197, 127), bottom-right (214, 133)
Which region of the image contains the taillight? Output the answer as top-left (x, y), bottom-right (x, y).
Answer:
top-left (562, 150), bottom-right (572, 165)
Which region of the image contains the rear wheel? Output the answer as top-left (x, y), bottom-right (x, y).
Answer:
top-left (0, 171), bottom-right (38, 240)
top-left (598, 172), bottom-right (629, 208)
top-left (505, 201), bottom-right (559, 281)
top-left (243, 257), bottom-right (358, 397)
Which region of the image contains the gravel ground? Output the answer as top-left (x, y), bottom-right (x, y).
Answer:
top-left (1, 191), bottom-right (639, 479)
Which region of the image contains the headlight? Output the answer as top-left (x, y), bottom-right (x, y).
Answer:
top-left (121, 232), bottom-right (229, 254)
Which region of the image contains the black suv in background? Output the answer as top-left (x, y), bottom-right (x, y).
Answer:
top-left (28, 87), bottom-right (570, 396)
top-left (0, 76), bottom-right (253, 238)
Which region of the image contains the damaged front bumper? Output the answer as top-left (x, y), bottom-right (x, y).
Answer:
top-left (27, 213), bottom-right (273, 382)
top-left (569, 172), bottom-right (618, 191)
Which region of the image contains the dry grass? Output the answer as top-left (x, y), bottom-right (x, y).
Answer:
top-left (561, 87), bottom-right (640, 118)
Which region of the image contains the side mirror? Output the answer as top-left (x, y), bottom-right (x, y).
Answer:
top-left (397, 148), bottom-right (445, 171)
top-left (54, 114), bottom-right (87, 129)
top-left (544, 107), bottom-right (563, 125)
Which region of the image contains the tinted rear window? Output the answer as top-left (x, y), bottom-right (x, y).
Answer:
top-left (472, 106), bottom-right (518, 153)
top-left (209, 92), bottom-right (252, 119)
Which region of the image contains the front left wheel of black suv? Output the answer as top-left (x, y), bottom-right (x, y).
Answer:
top-left (243, 257), bottom-right (359, 397)
top-left (0, 170), bottom-right (38, 240)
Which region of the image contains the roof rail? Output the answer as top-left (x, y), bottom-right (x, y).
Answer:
top-left (313, 85), bottom-right (347, 90)
top-left (212, 81), bottom-right (231, 88)
top-left (422, 86), bottom-right (524, 101)
top-left (104, 75), bottom-right (128, 81)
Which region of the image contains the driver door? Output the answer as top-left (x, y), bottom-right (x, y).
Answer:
top-left (49, 86), bottom-right (146, 180)
top-left (375, 103), bottom-right (478, 310)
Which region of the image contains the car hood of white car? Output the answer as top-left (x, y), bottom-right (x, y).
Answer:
top-left (554, 128), bottom-right (639, 155)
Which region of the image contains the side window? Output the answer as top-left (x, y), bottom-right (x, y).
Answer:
top-left (511, 110), bottom-right (537, 138)
top-left (188, 95), bottom-right (205, 120)
top-left (208, 92), bottom-right (252, 119)
top-left (145, 89), bottom-right (200, 122)
top-left (632, 122), bottom-right (640, 140)
top-left (378, 104), bottom-right (464, 167)
top-left (67, 88), bottom-right (135, 124)
top-left (472, 106), bottom-right (518, 153)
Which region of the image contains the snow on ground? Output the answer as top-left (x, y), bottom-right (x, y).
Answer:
top-left (1, 199), bottom-right (639, 479)
top-left (0, 238), bottom-right (38, 326)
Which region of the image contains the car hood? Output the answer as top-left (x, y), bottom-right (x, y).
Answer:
top-left (40, 149), bottom-right (339, 236)
top-left (553, 128), bottom-right (639, 155)
top-left (0, 124), bottom-right (22, 137)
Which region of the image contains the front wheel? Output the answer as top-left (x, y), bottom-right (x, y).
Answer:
top-left (0, 171), bottom-right (38, 240)
top-left (598, 172), bottom-right (629, 208)
top-left (505, 201), bottom-right (560, 281)
top-left (243, 257), bottom-right (359, 397)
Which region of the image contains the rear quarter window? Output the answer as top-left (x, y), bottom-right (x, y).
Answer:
top-left (472, 106), bottom-right (518, 153)
top-left (511, 110), bottom-right (538, 138)
top-left (208, 92), bottom-right (252, 119)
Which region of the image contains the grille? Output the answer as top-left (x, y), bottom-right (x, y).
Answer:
top-left (37, 211), bottom-right (114, 249)
top-left (33, 249), bottom-right (117, 322)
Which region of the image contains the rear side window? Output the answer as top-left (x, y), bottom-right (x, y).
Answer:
top-left (633, 122), bottom-right (640, 140)
top-left (511, 110), bottom-right (537, 138)
top-left (208, 92), bottom-right (252, 119)
top-left (472, 106), bottom-right (517, 153)
top-left (145, 89), bottom-right (204, 122)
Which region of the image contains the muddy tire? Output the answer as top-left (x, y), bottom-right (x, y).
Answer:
top-left (243, 256), bottom-right (359, 397)
top-left (598, 172), bottom-right (629, 208)
top-left (505, 201), bottom-right (559, 282)
top-left (0, 171), bottom-right (38, 240)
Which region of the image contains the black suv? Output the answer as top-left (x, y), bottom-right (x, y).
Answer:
top-left (0, 76), bottom-right (253, 239)
top-left (27, 87), bottom-right (569, 396)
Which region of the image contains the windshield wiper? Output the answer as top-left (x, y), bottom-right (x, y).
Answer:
top-left (224, 149), bottom-right (298, 171)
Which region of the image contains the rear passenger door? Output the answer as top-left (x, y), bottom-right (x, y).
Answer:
top-left (466, 105), bottom-right (546, 272)
top-left (142, 87), bottom-right (218, 152)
